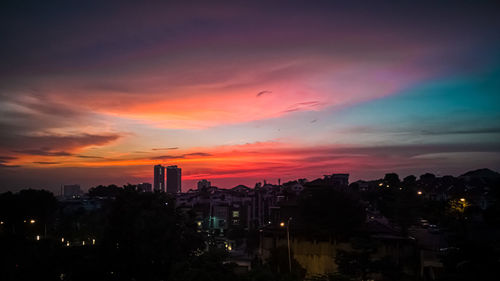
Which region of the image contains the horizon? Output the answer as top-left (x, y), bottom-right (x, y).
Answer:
top-left (1, 1), bottom-right (500, 193)
top-left (3, 166), bottom-right (498, 194)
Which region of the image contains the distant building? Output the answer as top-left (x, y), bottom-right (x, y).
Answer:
top-left (137, 182), bottom-right (152, 192)
top-left (167, 165), bottom-right (182, 193)
top-left (323, 173), bottom-right (349, 187)
top-left (154, 165), bottom-right (165, 192)
top-left (197, 179), bottom-right (211, 190)
top-left (64, 184), bottom-right (82, 198)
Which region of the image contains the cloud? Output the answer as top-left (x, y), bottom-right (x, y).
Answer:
top-left (151, 155), bottom-right (180, 160)
top-left (77, 155), bottom-right (104, 159)
top-left (419, 127), bottom-right (500, 135)
top-left (152, 147), bottom-right (179, 151)
top-left (0, 156), bottom-right (17, 162)
top-left (256, 90), bottom-right (272, 97)
top-left (14, 149), bottom-right (73, 156)
top-left (183, 152), bottom-right (212, 157)
top-left (282, 101), bottom-right (322, 113)
top-left (0, 163), bottom-right (21, 168)
top-left (151, 152), bottom-right (212, 160)
top-left (33, 161), bottom-right (61, 165)
top-left (3, 133), bottom-right (121, 155)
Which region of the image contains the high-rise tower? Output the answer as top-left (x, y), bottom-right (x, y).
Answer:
top-left (166, 165), bottom-right (181, 193)
top-left (153, 165), bottom-right (165, 192)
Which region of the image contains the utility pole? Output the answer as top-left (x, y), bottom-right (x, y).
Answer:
top-left (287, 217), bottom-right (292, 273)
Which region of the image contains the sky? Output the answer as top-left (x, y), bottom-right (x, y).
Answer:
top-left (1, 1), bottom-right (500, 193)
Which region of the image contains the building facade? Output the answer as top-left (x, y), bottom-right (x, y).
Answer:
top-left (153, 165), bottom-right (165, 192)
top-left (166, 165), bottom-right (182, 193)
top-left (63, 184), bottom-right (82, 198)
top-left (197, 179), bottom-right (211, 190)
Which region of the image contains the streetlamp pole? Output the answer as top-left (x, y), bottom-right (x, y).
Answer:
top-left (287, 217), bottom-right (292, 274)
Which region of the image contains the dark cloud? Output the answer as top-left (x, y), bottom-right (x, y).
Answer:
top-left (0, 156), bottom-right (17, 162)
top-left (256, 90), bottom-right (272, 97)
top-left (33, 161), bottom-right (61, 165)
top-left (77, 155), bottom-right (104, 159)
top-left (0, 93), bottom-right (88, 134)
top-left (282, 101), bottom-right (322, 113)
top-left (419, 127), bottom-right (500, 135)
top-left (14, 149), bottom-right (73, 156)
top-left (2, 133), bottom-right (121, 156)
top-left (151, 155), bottom-right (179, 160)
top-left (0, 91), bottom-right (120, 159)
top-left (152, 147), bottom-right (179, 151)
top-left (151, 152), bottom-right (212, 160)
top-left (0, 156), bottom-right (18, 167)
top-left (0, 163), bottom-right (21, 168)
top-left (183, 152), bottom-right (212, 157)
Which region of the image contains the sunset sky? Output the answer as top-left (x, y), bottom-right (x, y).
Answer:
top-left (1, 1), bottom-right (500, 192)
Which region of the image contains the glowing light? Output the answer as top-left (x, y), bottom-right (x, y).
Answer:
top-left (82, 241), bottom-right (85, 246)
top-left (460, 198), bottom-right (465, 202)
top-left (417, 191), bottom-right (422, 195)
top-left (61, 238), bottom-right (65, 243)
top-left (92, 239), bottom-right (96, 245)
top-left (30, 219), bottom-right (36, 224)
top-left (197, 221), bottom-right (202, 227)
top-left (228, 245), bottom-right (232, 251)
top-left (280, 222), bottom-right (285, 227)
top-left (36, 235), bottom-right (40, 241)
top-left (66, 241), bottom-right (70, 247)
top-left (0, 221), bottom-right (4, 225)
top-left (378, 183), bottom-right (383, 187)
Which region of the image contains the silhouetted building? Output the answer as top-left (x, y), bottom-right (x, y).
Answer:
top-left (154, 165), bottom-right (165, 192)
top-left (167, 165), bottom-right (181, 193)
top-left (323, 173), bottom-right (349, 187)
top-left (197, 179), bottom-right (211, 190)
top-left (64, 184), bottom-right (82, 198)
top-left (137, 182), bottom-right (152, 192)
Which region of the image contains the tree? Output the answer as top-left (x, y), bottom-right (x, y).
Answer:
top-left (384, 173), bottom-right (401, 188)
top-left (402, 175), bottom-right (416, 187)
top-left (378, 188), bottom-right (422, 235)
top-left (87, 184), bottom-right (122, 197)
top-left (0, 189), bottom-right (57, 236)
top-left (267, 246), bottom-right (306, 281)
top-left (298, 187), bottom-right (365, 238)
top-left (99, 191), bottom-right (205, 280)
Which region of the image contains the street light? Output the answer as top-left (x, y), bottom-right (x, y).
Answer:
top-left (30, 219), bottom-right (36, 224)
top-left (417, 191), bottom-right (422, 195)
top-left (280, 218), bottom-right (293, 273)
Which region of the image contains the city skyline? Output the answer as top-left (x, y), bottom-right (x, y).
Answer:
top-left (1, 1), bottom-right (500, 192)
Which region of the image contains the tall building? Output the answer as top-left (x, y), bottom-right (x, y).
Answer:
top-left (154, 165), bottom-right (165, 192)
top-left (166, 165), bottom-right (182, 193)
top-left (323, 173), bottom-right (349, 187)
top-left (197, 179), bottom-right (211, 190)
top-left (137, 182), bottom-right (152, 193)
top-left (63, 184), bottom-right (82, 198)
